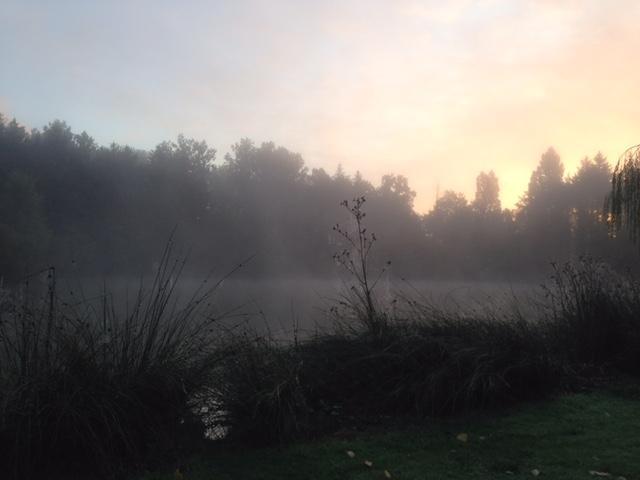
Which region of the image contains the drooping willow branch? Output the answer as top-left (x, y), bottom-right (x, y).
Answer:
top-left (607, 144), bottom-right (640, 244)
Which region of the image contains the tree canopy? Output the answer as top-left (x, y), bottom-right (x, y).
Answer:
top-left (0, 114), bottom-right (636, 283)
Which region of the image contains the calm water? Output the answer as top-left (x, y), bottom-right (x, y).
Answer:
top-left (13, 267), bottom-right (545, 341)
top-left (42, 274), bottom-right (541, 339)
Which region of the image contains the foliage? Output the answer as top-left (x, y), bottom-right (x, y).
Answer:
top-left (608, 144), bottom-right (640, 244)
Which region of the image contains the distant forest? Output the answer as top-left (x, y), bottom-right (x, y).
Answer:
top-left (0, 115), bottom-right (637, 283)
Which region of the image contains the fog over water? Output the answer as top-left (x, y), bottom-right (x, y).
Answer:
top-left (40, 274), bottom-right (541, 340)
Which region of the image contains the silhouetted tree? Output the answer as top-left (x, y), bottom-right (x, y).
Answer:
top-left (473, 170), bottom-right (501, 215)
top-left (608, 145), bottom-right (640, 244)
top-left (0, 171), bottom-right (50, 279)
top-left (423, 191), bottom-right (474, 276)
top-left (379, 174), bottom-right (416, 209)
top-left (0, 114), bottom-right (635, 282)
top-left (469, 171), bottom-right (517, 275)
top-left (568, 153), bottom-right (611, 254)
top-left (517, 147), bottom-right (571, 267)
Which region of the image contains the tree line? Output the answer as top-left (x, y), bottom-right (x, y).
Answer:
top-left (0, 115), bottom-right (636, 283)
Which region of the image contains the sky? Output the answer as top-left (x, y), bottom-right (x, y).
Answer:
top-left (1, 0), bottom-right (639, 213)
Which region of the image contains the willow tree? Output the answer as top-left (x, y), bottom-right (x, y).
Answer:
top-left (607, 144), bottom-right (640, 243)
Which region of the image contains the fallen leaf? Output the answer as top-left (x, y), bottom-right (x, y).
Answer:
top-left (531, 469), bottom-right (541, 476)
top-left (384, 470), bottom-right (392, 478)
top-left (364, 460), bottom-right (373, 468)
top-left (456, 433), bottom-right (468, 443)
top-left (589, 471), bottom-right (611, 477)
top-left (346, 450), bottom-right (356, 458)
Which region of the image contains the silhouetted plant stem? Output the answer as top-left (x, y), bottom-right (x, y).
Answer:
top-left (332, 196), bottom-right (390, 336)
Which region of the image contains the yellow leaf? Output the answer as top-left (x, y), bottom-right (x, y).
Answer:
top-left (346, 450), bottom-right (356, 458)
top-left (456, 432), bottom-right (468, 443)
top-left (384, 469), bottom-right (392, 478)
top-left (364, 460), bottom-right (373, 467)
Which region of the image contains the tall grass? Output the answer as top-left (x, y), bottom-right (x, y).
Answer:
top-left (544, 257), bottom-right (640, 372)
top-left (212, 334), bottom-right (309, 444)
top-left (216, 255), bottom-right (640, 446)
top-left (0, 241), bottom-right (230, 478)
top-left (217, 297), bottom-right (563, 443)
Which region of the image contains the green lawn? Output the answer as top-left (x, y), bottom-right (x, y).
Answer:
top-left (141, 392), bottom-right (640, 480)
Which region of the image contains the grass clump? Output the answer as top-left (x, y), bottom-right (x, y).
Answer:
top-left (0, 242), bottom-right (225, 478)
top-left (545, 257), bottom-right (640, 372)
top-left (213, 334), bottom-right (309, 444)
